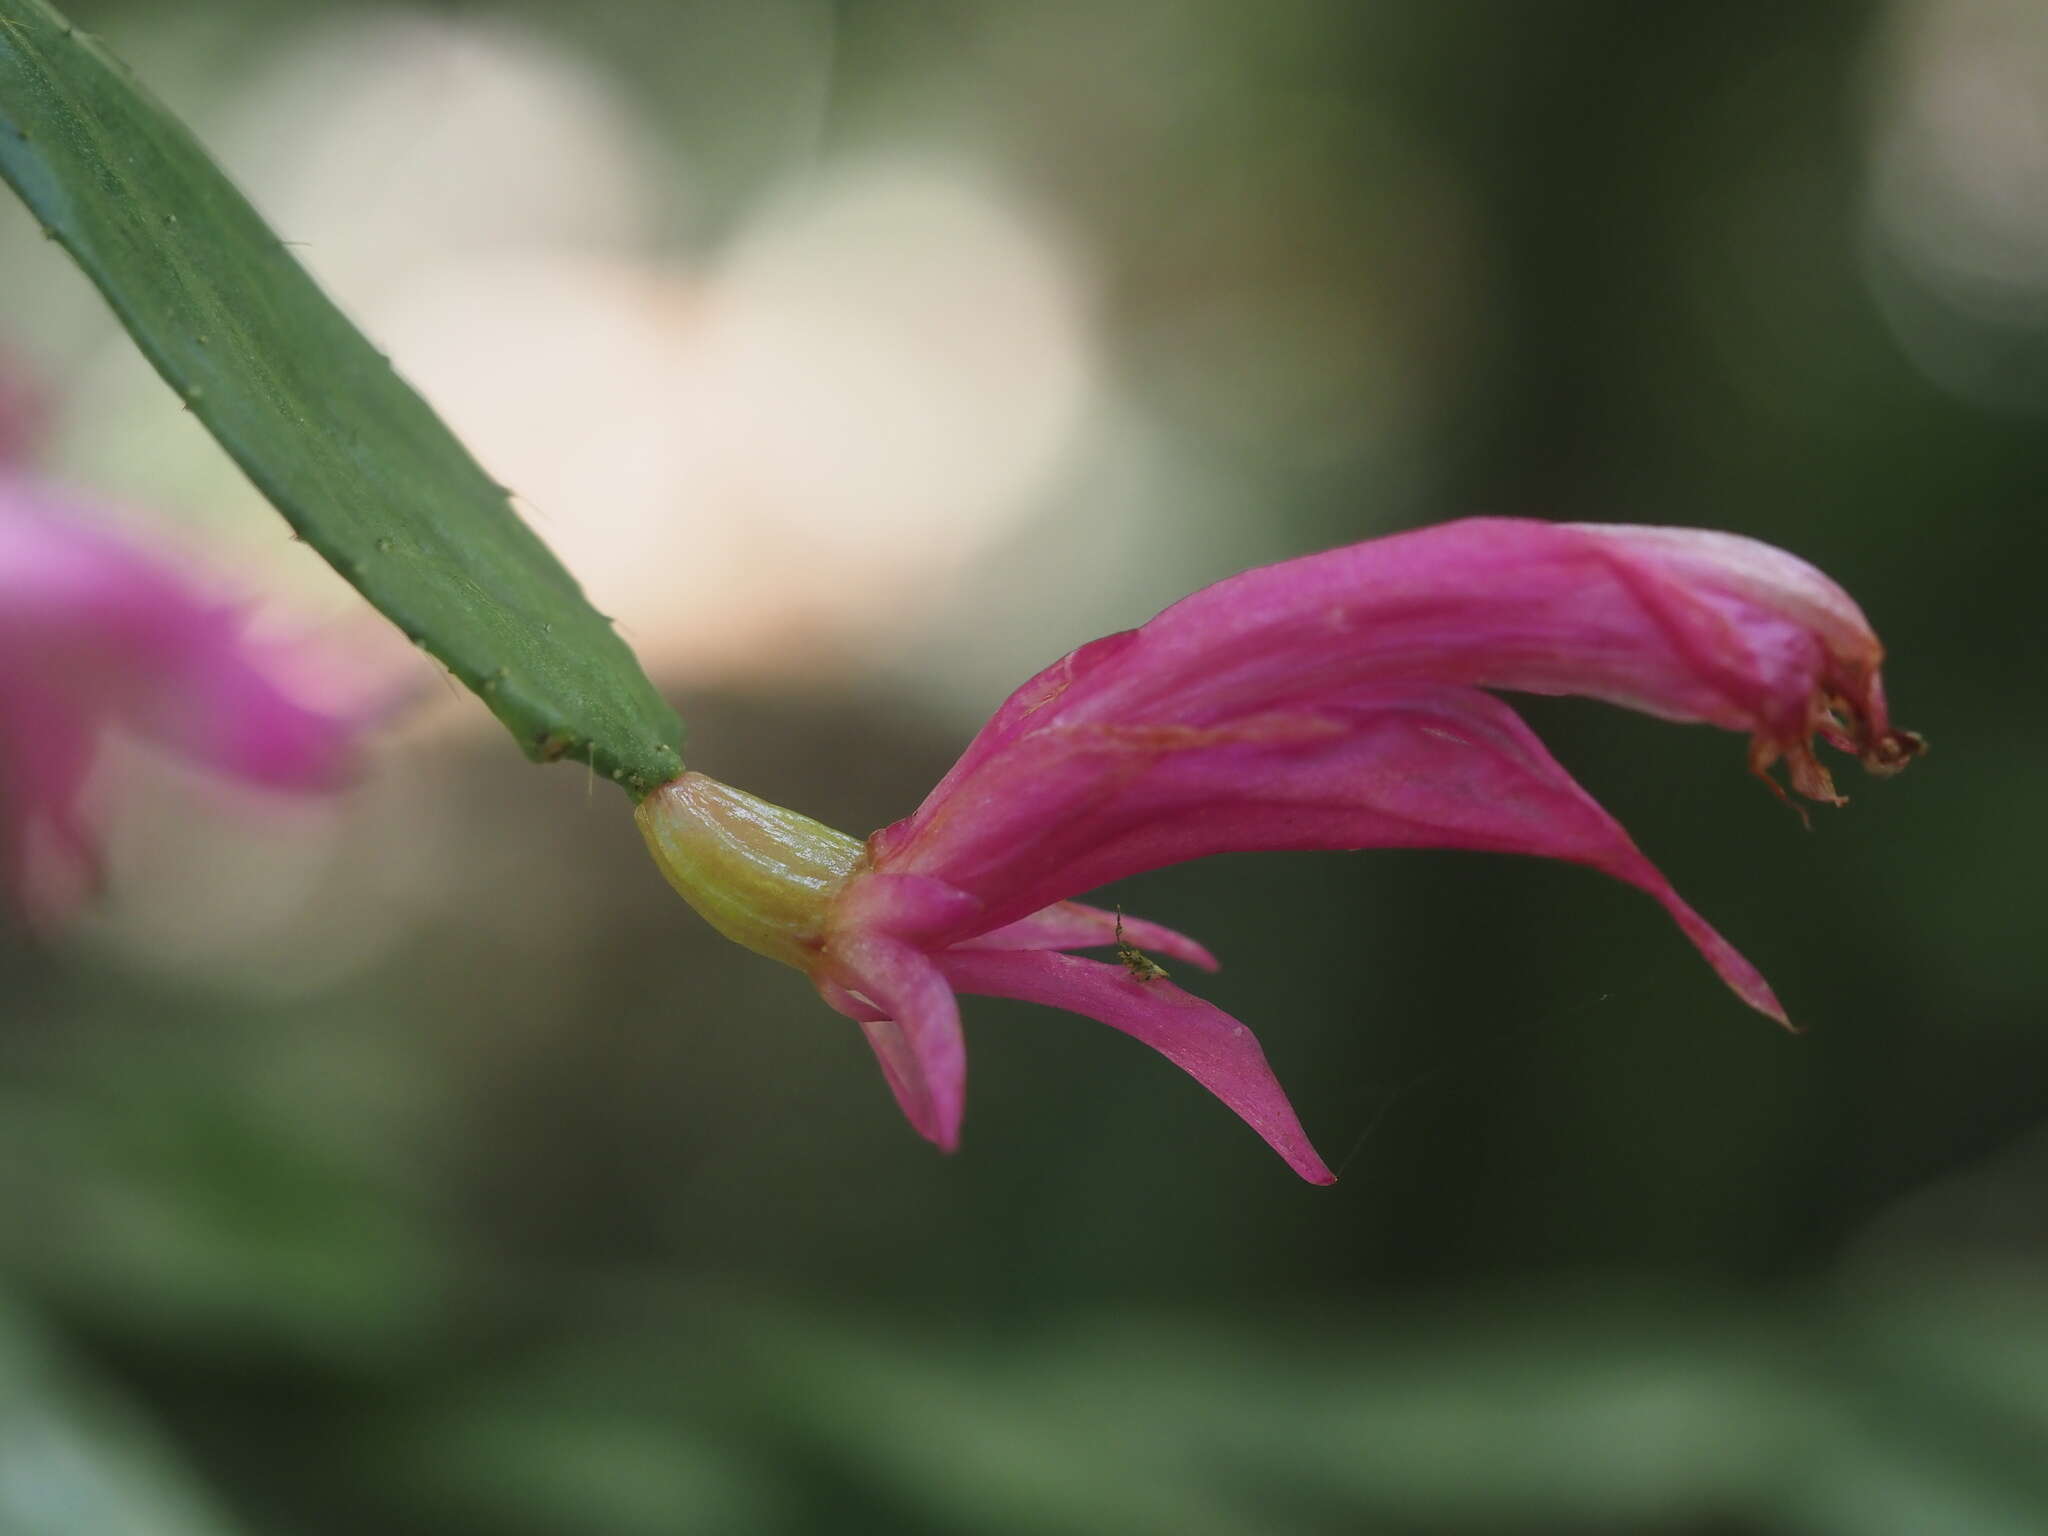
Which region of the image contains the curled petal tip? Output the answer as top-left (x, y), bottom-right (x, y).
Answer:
top-left (1864, 727), bottom-right (1926, 778)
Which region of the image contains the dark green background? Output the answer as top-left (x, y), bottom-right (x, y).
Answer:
top-left (3, 2), bottom-right (2042, 1533)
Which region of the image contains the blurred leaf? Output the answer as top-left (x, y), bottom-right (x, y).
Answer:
top-left (0, 1291), bottom-right (249, 1536)
top-left (426, 1283), bottom-right (2048, 1536)
top-left (383, 1367), bottom-right (796, 1536)
top-left (0, 0), bottom-right (684, 794)
top-left (0, 983), bottom-right (447, 1370)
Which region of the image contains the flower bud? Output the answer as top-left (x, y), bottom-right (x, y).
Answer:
top-left (635, 772), bottom-right (863, 971)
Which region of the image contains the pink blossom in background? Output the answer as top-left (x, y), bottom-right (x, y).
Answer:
top-left (0, 363), bottom-right (358, 928)
top-left (639, 518), bottom-right (1920, 1183)
top-left (0, 361), bottom-right (48, 468)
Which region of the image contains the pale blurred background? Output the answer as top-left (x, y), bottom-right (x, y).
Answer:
top-left (2, 2), bottom-right (2045, 1533)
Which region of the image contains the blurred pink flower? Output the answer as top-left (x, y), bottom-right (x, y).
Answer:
top-left (0, 366), bottom-right (358, 927)
top-left (638, 518), bottom-right (1920, 1182)
top-left (0, 361), bottom-right (49, 468)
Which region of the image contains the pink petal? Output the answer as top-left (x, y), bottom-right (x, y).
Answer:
top-left (1061, 519), bottom-right (1839, 733)
top-left (831, 869), bottom-right (985, 946)
top-left (828, 874), bottom-right (1221, 982)
top-left (958, 900), bottom-right (1220, 971)
top-left (128, 622), bottom-right (357, 791)
top-left (0, 355), bottom-right (48, 468)
top-left (1570, 524), bottom-right (1880, 687)
top-left (1, 488), bottom-right (361, 924)
top-left (872, 519), bottom-right (1913, 881)
top-left (886, 684), bottom-right (1784, 1023)
top-left (0, 674), bottom-right (101, 927)
top-left (936, 948), bottom-right (1334, 1184)
top-left (822, 931), bottom-right (969, 1152)
top-left (1, 489), bottom-right (355, 791)
top-left (898, 630), bottom-right (1142, 838)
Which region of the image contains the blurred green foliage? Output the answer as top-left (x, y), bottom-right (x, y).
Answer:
top-left (4, 1), bottom-right (2046, 1533)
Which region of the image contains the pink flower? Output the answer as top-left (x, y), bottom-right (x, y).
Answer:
top-left (637, 518), bottom-right (1920, 1182)
top-left (0, 372), bottom-right (358, 927)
